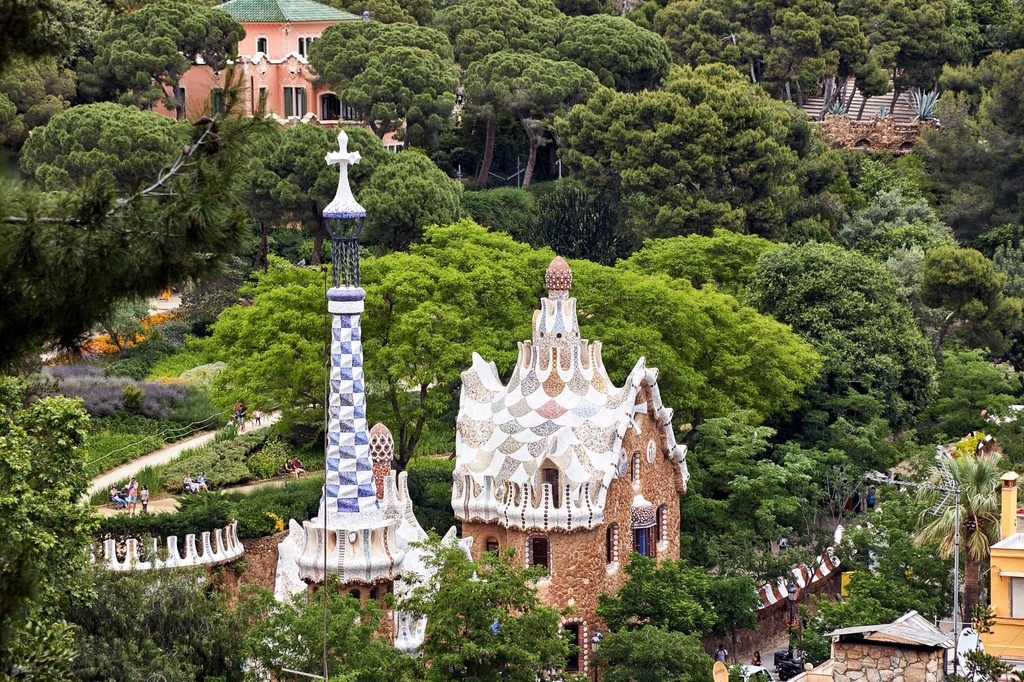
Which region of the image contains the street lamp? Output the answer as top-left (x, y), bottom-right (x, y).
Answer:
top-left (590, 629), bottom-right (604, 682)
top-left (786, 582), bottom-right (797, 660)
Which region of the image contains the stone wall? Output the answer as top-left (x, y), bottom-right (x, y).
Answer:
top-left (833, 642), bottom-right (942, 682)
top-left (705, 568), bottom-right (841, 662)
top-left (818, 115), bottom-right (923, 153)
top-left (462, 386), bottom-right (684, 676)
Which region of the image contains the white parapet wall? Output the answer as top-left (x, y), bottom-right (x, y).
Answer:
top-left (100, 521), bottom-right (244, 571)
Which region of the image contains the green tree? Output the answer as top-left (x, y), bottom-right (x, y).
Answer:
top-left (310, 22), bottom-right (453, 87)
top-left (67, 568), bottom-right (246, 682)
top-left (242, 581), bottom-right (414, 681)
top-left (308, 22), bottom-right (458, 147)
top-left (921, 246), bottom-right (1024, 357)
top-left (0, 56), bottom-right (75, 151)
top-left (918, 348), bottom-right (1018, 442)
top-left (556, 64), bottom-right (845, 243)
top-left (0, 377), bottom-right (96, 671)
top-left (360, 150), bottom-right (462, 251)
top-left (401, 539), bottom-right (571, 682)
top-left (464, 51), bottom-right (598, 187)
top-left (98, 297), bottom-right (150, 355)
top-left (556, 14), bottom-right (672, 91)
top-left (19, 103), bottom-right (187, 192)
top-left (620, 229), bottom-right (782, 295)
top-left (0, 102), bottom-right (263, 370)
top-left (203, 259), bottom-right (327, 434)
top-left (839, 189), bottom-right (955, 259)
top-left (596, 555), bottom-right (760, 639)
top-left (915, 451), bottom-right (1002, 619)
top-left (78, 0), bottom-right (244, 112)
top-left (749, 243), bottom-right (936, 442)
top-left (436, 0), bottom-right (563, 69)
top-left (596, 626), bottom-right (714, 682)
top-left (522, 181), bottom-right (622, 264)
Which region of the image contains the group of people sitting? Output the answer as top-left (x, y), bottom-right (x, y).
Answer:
top-left (107, 477), bottom-right (147, 513)
top-left (282, 458), bottom-right (306, 478)
top-left (182, 472), bottom-right (210, 493)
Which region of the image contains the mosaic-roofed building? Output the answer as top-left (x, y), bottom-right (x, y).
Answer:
top-left (452, 256), bottom-right (689, 676)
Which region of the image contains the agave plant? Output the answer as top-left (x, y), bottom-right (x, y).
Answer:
top-left (909, 88), bottom-right (940, 121)
top-left (827, 101), bottom-right (846, 115)
top-left (877, 104), bottom-right (889, 117)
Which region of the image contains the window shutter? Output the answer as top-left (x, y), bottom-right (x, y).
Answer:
top-left (297, 88), bottom-right (307, 116)
top-left (283, 88), bottom-right (294, 117)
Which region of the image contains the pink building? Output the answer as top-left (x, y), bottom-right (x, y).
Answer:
top-left (166, 0), bottom-right (363, 126)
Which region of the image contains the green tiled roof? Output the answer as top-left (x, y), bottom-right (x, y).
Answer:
top-left (217, 0), bottom-right (359, 23)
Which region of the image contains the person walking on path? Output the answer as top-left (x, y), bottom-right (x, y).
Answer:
top-left (715, 645), bottom-right (728, 663)
top-left (140, 485), bottom-right (149, 513)
top-left (127, 477), bottom-right (139, 514)
top-left (254, 408), bottom-right (262, 426)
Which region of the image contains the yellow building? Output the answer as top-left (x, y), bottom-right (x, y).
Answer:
top-left (982, 471), bottom-right (1024, 660)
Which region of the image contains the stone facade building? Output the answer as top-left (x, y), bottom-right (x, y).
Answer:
top-left (452, 257), bottom-right (689, 676)
top-left (822, 611), bottom-right (950, 682)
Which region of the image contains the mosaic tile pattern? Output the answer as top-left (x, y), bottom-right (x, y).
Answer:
top-left (324, 303), bottom-right (378, 516)
top-left (453, 258), bottom-right (690, 528)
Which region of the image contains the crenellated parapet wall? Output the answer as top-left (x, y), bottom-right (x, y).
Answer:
top-left (294, 469), bottom-right (413, 585)
top-left (99, 521), bottom-right (244, 571)
top-left (453, 473), bottom-right (610, 531)
top-left (819, 115), bottom-right (924, 153)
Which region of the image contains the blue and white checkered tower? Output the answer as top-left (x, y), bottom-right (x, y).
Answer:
top-left (294, 130), bottom-right (410, 586)
top-left (318, 129), bottom-right (378, 524)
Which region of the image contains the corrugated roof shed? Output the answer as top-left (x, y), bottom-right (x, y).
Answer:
top-left (827, 611), bottom-right (953, 649)
top-left (217, 0), bottom-right (358, 23)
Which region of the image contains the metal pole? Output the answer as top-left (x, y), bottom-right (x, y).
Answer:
top-left (952, 487), bottom-right (960, 677)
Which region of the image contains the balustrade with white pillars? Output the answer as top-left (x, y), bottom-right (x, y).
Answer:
top-left (98, 520), bottom-right (244, 571)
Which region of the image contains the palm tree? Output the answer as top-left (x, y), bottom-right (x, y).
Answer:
top-left (915, 452), bottom-right (1002, 619)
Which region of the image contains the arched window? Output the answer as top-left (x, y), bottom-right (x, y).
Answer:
top-left (631, 452), bottom-right (641, 487)
top-left (256, 36), bottom-right (268, 54)
top-left (486, 537), bottom-right (499, 554)
top-left (657, 504), bottom-right (669, 545)
top-left (633, 527), bottom-right (655, 558)
top-left (349, 588), bottom-right (360, 600)
top-left (528, 535), bottom-right (550, 570)
top-left (563, 622), bottom-right (581, 672)
top-left (542, 467), bottom-right (560, 507)
top-left (606, 523), bottom-right (618, 565)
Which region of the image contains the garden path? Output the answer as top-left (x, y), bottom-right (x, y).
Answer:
top-left (85, 411), bottom-right (280, 500)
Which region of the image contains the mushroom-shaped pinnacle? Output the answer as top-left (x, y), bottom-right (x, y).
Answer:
top-left (369, 423), bottom-right (395, 462)
top-left (369, 423), bottom-right (395, 500)
top-left (545, 256), bottom-right (572, 300)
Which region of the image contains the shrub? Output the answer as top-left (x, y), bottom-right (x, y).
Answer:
top-left (96, 477), bottom-right (325, 541)
top-left (158, 431), bottom-right (270, 492)
top-left (247, 439), bottom-right (290, 479)
top-left (121, 383), bottom-right (144, 413)
top-left (107, 332), bottom-right (175, 379)
top-left (461, 187), bottom-right (538, 241)
top-left (36, 366), bottom-right (188, 419)
top-left (168, 385), bottom-right (219, 426)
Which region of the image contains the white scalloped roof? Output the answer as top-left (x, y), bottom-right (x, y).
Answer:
top-left (453, 260), bottom-right (688, 525)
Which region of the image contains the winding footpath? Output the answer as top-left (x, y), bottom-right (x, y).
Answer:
top-left (85, 412), bottom-right (281, 502)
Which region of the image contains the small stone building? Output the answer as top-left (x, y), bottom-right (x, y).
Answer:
top-left (826, 611), bottom-right (951, 682)
top-left (452, 257), bottom-right (689, 677)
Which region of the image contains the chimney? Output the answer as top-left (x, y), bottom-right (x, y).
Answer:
top-left (1002, 471), bottom-right (1019, 540)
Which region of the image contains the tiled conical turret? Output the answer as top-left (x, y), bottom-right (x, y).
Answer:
top-left (293, 130), bottom-right (409, 586)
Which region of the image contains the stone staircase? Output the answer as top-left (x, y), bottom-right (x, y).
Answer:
top-left (801, 78), bottom-right (918, 123)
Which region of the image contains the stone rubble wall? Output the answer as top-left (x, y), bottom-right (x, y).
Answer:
top-left (833, 642), bottom-right (942, 682)
top-left (819, 115), bottom-right (923, 153)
